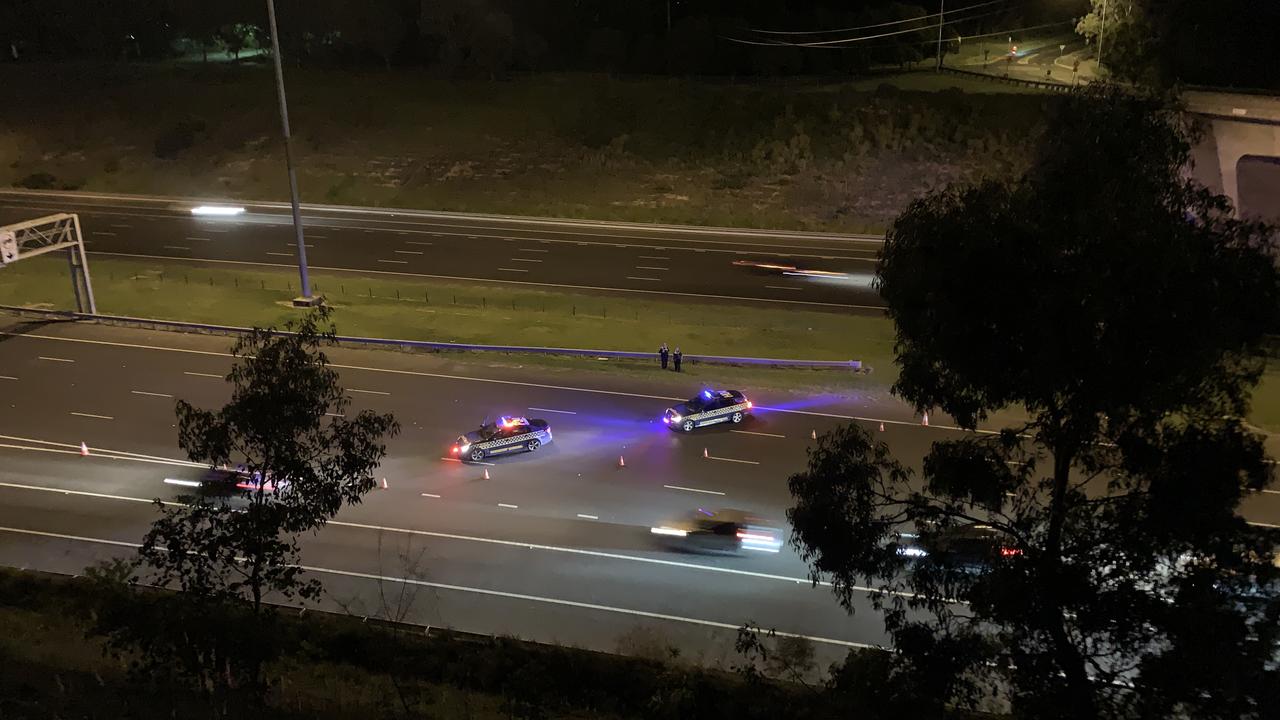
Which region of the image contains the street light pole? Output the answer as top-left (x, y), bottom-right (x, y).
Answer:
top-left (1097, 0), bottom-right (1108, 71)
top-left (935, 0), bottom-right (946, 71)
top-left (265, 0), bottom-right (319, 306)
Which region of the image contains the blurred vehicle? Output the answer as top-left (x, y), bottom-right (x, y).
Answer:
top-left (450, 416), bottom-right (552, 462)
top-left (892, 522), bottom-right (1022, 572)
top-left (195, 465), bottom-right (287, 495)
top-left (663, 389), bottom-right (752, 432)
top-left (731, 259), bottom-right (848, 278)
top-left (650, 508), bottom-right (782, 554)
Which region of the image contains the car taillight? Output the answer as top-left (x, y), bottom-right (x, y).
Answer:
top-left (1000, 547), bottom-right (1022, 557)
top-left (451, 447), bottom-right (459, 454)
top-left (746, 401), bottom-right (753, 409)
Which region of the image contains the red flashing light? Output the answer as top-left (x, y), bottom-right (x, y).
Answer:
top-left (451, 447), bottom-right (459, 454)
top-left (746, 401), bottom-right (753, 409)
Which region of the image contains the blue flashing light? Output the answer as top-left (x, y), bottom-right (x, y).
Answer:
top-left (697, 508), bottom-right (714, 517)
top-left (703, 390), bottom-right (713, 399)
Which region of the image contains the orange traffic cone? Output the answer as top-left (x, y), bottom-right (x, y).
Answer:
top-left (80, 442), bottom-right (89, 457)
top-left (380, 477), bottom-right (388, 490)
top-left (922, 412), bottom-right (930, 427)
top-left (618, 455), bottom-right (626, 468)
top-left (811, 429), bottom-right (817, 440)
top-left (483, 468), bottom-right (491, 480)
top-left (703, 447), bottom-right (709, 458)
top-left (879, 421), bottom-right (885, 432)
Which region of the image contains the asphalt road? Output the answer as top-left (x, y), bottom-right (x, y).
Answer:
top-left (1, 320), bottom-right (1276, 663)
top-left (0, 190), bottom-right (885, 311)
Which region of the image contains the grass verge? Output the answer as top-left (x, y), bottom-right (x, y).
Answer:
top-left (0, 254), bottom-right (896, 369)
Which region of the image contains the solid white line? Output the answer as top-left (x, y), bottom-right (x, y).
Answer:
top-left (109, 223), bottom-right (132, 228)
top-left (394, 250), bottom-right (424, 255)
top-left (183, 371), bottom-right (221, 378)
top-left (730, 430), bottom-right (786, 438)
top-left (378, 259), bottom-right (409, 264)
top-left (162, 245), bottom-right (189, 251)
top-left (0, 435), bottom-right (199, 465)
top-left (638, 255), bottom-right (669, 260)
top-left (130, 390), bottom-right (173, 398)
top-left (306, 234), bottom-right (328, 239)
top-left (663, 484), bottom-right (725, 496)
top-left (185, 237), bottom-right (212, 241)
top-left (707, 456), bottom-right (759, 465)
top-left (1262, 489), bottom-right (1280, 495)
top-left (90, 252), bottom-right (885, 309)
top-left (576, 514), bottom-right (599, 520)
top-left (348, 388), bottom-right (390, 396)
top-left (70, 412), bottom-right (114, 420)
top-left (528, 407), bottom-right (576, 415)
top-left (517, 248), bottom-right (550, 253)
top-left (634, 266), bottom-right (669, 271)
top-left (626, 276), bottom-right (661, 282)
top-left (91, 231), bottom-right (117, 236)
top-left (0, 444), bottom-right (199, 468)
top-left (765, 285), bottom-right (803, 291)
top-left (38, 356), bottom-right (74, 363)
top-left (266, 252), bottom-right (292, 256)
top-left (325, 412), bottom-right (345, 418)
top-left (0, 375), bottom-right (16, 380)
top-left (508, 258), bottom-right (542, 263)
top-left (0, 526), bottom-right (141, 549)
top-left (1248, 521), bottom-right (1280, 528)
top-left (498, 503), bottom-right (519, 509)
top-left (404, 241), bottom-right (432, 246)
top-left (497, 267), bottom-right (529, 273)
top-left (421, 493), bottom-right (441, 498)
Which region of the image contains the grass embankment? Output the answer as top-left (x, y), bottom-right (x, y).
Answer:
top-left (0, 63), bottom-right (1051, 232)
top-left (0, 568), bottom-right (842, 720)
top-left (0, 254), bottom-right (897, 369)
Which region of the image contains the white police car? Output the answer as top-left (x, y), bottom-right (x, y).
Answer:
top-left (662, 389), bottom-right (752, 432)
top-left (450, 416), bottom-right (553, 462)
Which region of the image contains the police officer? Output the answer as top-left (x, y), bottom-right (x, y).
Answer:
top-left (659, 342), bottom-right (669, 370)
top-left (673, 347), bottom-right (683, 372)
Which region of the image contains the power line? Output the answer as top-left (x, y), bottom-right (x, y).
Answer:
top-left (746, 0), bottom-right (1013, 37)
top-left (731, 7), bottom-right (1013, 49)
top-left (723, 18), bottom-right (1078, 51)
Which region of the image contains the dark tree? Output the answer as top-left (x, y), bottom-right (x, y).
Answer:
top-left (789, 84), bottom-right (1280, 719)
top-left (132, 307), bottom-right (399, 691)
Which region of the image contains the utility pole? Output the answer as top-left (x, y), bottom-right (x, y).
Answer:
top-left (666, 0), bottom-right (672, 32)
top-left (935, 0), bottom-right (946, 71)
top-left (266, 0), bottom-right (319, 307)
top-left (1097, 0), bottom-right (1108, 71)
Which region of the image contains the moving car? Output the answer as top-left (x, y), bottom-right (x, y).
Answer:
top-left (450, 416), bottom-right (553, 462)
top-left (892, 522), bottom-right (1022, 572)
top-left (650, 508), bottom-right (782, 554)
top-left (662, 389), bottom-right (752, 432)
top-left (731, 259), bottom-right (849, 278)
top-left (194, 466), bottom-right (287, 495)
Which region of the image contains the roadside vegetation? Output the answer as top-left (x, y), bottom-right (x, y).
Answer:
top-left (0, 63), bottom-right (1050, 232)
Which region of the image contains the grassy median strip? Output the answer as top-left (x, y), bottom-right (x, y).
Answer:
top-left (0, 254), bottom-right (895, 366)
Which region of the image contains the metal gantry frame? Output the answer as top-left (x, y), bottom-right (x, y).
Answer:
top-left (0, 213), bottom-right (97, 314)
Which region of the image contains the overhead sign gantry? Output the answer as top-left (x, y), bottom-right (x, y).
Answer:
top-left (0, 213), bottom-right (97, 314)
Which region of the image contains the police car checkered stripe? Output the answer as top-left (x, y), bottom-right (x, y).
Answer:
top-left (475, 429), bottom-right (549, 449)
top-left (682, 401), bottom-right (749, 423)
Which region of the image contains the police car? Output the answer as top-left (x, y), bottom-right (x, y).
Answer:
top-left (450, 416), bottom-right (553, 462)
top-left (662, 389), bottom-right (752, 432)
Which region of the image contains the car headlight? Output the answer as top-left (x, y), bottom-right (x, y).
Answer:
top-left (669, 414), bottom-right (681, 422)
top-left (459, 443), bottom-right (471, 453)
top-left (650, 526), bottom-right (688, 537)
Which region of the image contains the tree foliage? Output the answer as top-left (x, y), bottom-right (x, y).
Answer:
top-left (127, 307), bottom-right (399, 694)
top-left (789, 84), bottom-right (1280, 719)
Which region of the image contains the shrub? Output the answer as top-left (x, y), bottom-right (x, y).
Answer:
top-left (153, 118), bottom-right (207, 159)
top-left (16, 172), bottom-right (59, 189)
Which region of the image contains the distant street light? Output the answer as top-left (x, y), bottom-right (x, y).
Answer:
top-left (265, 0), bottom-right (319, 307)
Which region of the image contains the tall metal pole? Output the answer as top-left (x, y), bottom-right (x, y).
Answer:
top-left (1097, 0), bottom-right (1108, 71)
top-left (71, 214), bottom-right (97, 314)
top-left (935, 0), bottom-right (946, 71)
top-left (266, 0), bottom-right (318, 306)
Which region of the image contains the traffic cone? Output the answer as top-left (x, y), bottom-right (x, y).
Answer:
top-left (80, 442), bottom-right (89, 457)
top-left (703, 447), bottom-right (709, 458)
top-left (380, 477), bottom-right (388, 490)
top-left (811, 429), bottom-right (817, 440)
top-left (483, 468), bottom-right (491, 480)
top-left (618, 455), bottom-right (626, 468)
top-left (922, 412), bottom-right (929, 427)
top-left (879, 421), bottom-right (885, 432)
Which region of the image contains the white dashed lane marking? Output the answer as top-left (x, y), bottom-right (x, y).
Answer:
top-left (664, 484), bottom-right (725, 496)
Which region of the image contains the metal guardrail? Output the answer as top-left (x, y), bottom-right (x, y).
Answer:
top-left (0, 305), bottom-right (867, 370)
top-left (939, 65), bottom-right (1073, 93)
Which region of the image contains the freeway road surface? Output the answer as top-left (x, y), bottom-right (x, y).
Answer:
top-left (0, 190), bottom-right (885, 311)
top-left (2, 319), bottom-right (1277, 663)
